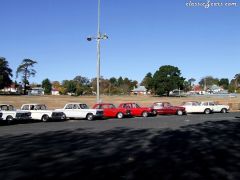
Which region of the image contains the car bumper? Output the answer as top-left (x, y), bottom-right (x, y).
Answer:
top-left (94, 114), bottom-right (104, 119)
top-left (15, 116), bottom-right (32, 120)
top-left (51, 112), bottom-right (66, 120)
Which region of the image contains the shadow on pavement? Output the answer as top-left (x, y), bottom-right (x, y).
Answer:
top-left (1, 120), bottom-right (240, 180)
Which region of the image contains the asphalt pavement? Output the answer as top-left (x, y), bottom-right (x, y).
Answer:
top-left (1, 113), bottom-right (240, 180)
top-left (0, 112), bottom-right (240, 135)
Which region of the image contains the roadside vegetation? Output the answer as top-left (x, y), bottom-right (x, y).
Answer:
top-left (0, 57), bottom-right (240, 96)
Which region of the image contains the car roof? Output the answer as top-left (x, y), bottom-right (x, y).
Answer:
top-left (120, 102), bottom-right (137, 104)
top-left (67, 102), bottom-right (86, 104)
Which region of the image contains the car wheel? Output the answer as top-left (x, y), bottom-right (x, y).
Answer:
top-left (177, 110), bottom-right (183, 116)
top-left (6, 115), bottom-right (14, 124)
top-left (142, 111), bottom-right (148, 117)
top-left (221, 108), bottom-right (227, 113)
top-left (117, 112), bottom-right (124, 119)
top-left (204, 109), bottom-right (211, 114)
top-left (153, 110), bottom-right (157, 116)
top-left (86, 113), bottom-right (94, 121)
top-left (61, 113), bottom-right (67, 120)
top-left (41, 115), bottom-right (49, 122)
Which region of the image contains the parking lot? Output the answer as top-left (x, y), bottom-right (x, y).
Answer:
top-left (1, 113), bottom-right (240, 179)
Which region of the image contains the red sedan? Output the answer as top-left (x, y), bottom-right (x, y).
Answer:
top-left (152, 102), bottom-right (186, 116)
top-left (92, 103), bottom-right (131, 119)
top-left (118, 102), bottom-right (157, 117)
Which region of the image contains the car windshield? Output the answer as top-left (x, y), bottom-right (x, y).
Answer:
top-left (108, 104), bottom-right (116, 108)
top-left (134, 104), bottom-right (140, 108)
top-left (80, 104), bottom-right (89, 109)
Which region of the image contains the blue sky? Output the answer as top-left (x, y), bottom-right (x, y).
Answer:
top-left (0, 0), bottom-right (239, 84)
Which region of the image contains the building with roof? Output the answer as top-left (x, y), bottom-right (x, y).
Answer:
top-left (131, 85), bottom-right (148, 95)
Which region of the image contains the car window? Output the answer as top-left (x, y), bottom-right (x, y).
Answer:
top-left (65, 104), bottom-right (73, 109)
top-left (135, 104), bottom-right (140, 108)
top-left (192, 102), bottom-right (199, 106)
top-left (181, 102), bottom-right (189, 106)
top-left (80, 104), bottom-right (88, 109)
top-left (156, 103), bottom-right (163, 107)
top-left (9, 105), bottom-right (14, 111)
top-left (94, 105), bottom-right (101, 109)
top-left (35, 105), bottom-right (47, 110)
top-left (202, 102), bottom-right (208, 106)
top-left (209, 102), bottom-right (215, 106)
top-left (0, 105), bottom-right (8, 111)
top-left (109, 104), bottom-right (115, 108)
top-left (102, 105), bottom-right (108, 109)
top-left (73, 104), bottom-right (78, 109)
top-left (123, 104), bottom-right (131, 108)
top-left (164, 103), bottom-right (170, 107)
top-left (22, 105), bottom-right (29, 110)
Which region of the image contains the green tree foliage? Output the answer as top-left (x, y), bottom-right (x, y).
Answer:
top-left (199, 76), bottom-right (219, 89)
top-left (234, 73), bottom-right (240, 88)
top-left (141, 72), bottom-right (153, 91)
top-left (218, 78), bottom-right (229, 90)
top-left (188, 78), bottom-right (196, 87)
top-left (0, 57), bottom-right (12, 89)
top-left (42, 78), bottom-right (52, 94)
top-left (73, 75), bottom-right (91, 95)
top-left (228, 74), bottom-right (240, 93)
top-left (62, 80), bottom-right (77, 94)
top-left (90, 76), bottom-right (137, 95)
top-left (183, 80), bottom-right (191, 92)
top-left (73, 76), bottom-right (90, 85)
top-left (61, 76), bottom-right (92, 95)
top-left (152, 65), bottom-right (185, 96)
top-left (16, 59), bottom-right (37, 94)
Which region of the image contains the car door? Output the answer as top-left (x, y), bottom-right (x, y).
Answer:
top-left (211, 102), bottom-right (221, 112)
top-left (163, 102), bottom-right (173, 114)
top-left (102, 104), bottom-right (112, 117)
top-left (154, 103), bottom-right (164, 114)
top-left (64, 104), bottom-right (74, 118)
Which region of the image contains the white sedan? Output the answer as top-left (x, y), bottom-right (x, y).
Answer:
top-left (200, 101), bottom-right (229, 113)
top-left (181, 101), bottom-right (213, 114)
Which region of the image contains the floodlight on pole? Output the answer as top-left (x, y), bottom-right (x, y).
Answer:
top-left (87, 0), bottom-right (108, 103)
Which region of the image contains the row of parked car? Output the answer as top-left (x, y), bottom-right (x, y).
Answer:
top-left (0, 101), bottom-right (230, 124)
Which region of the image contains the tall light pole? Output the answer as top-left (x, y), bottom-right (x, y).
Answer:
top-left (87, 0), bottom-right (108, 103)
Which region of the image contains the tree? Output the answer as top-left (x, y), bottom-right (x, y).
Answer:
top-left (73, 76), bottom-right (90, 86)
top-left (0, 57), bottom-right (12, 89)
top-left (141, 72), bottom-right (153, 91)
top-left (152, 65), bottom-right (185, 96)
top-left (42, 78), bottom-right (52, 94)
top-left (218, 78), bottom-right (229, 90)
top-left (117, 77), bottom-right (124, 87)
top-left (234, 73), bottom-right (240, 88)
top-left (188, 78), bottom-right (196, 87)
top-left (16, 59), bottom-right (37, 94)
top-left (199, 76), bottom-right (219, 90)
top-left (109, 77), bottom-right (118, 86)
top-left (62, 80), bottom-right (77, 94)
